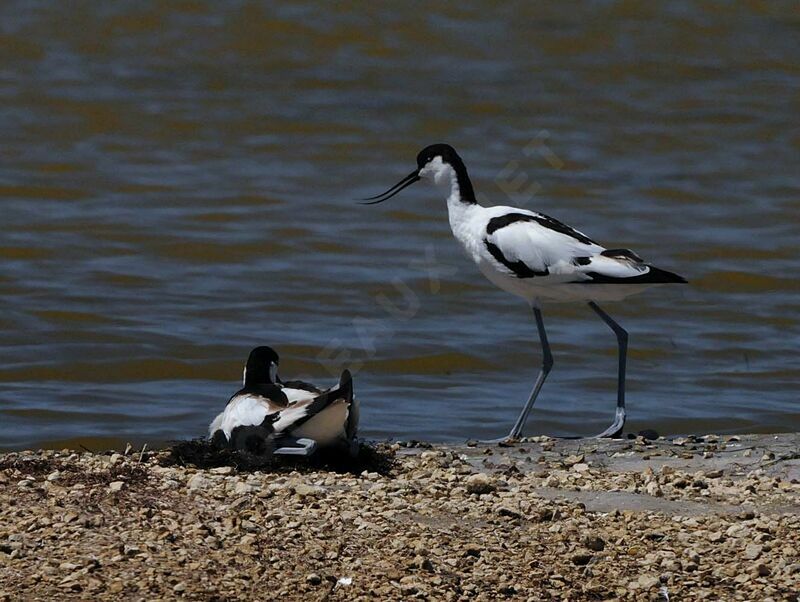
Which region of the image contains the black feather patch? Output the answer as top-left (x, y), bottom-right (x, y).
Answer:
top-left (486, 212), bottom-right (597, 246)
top-left (227, 384), bottom-right (288, 407)
top-left (583, 266), bottom-right (688, 284)
top-left (280, 380), bottom-right (322, 394)
top-left (484, 240), bottom-right (549, 278)
top-left (276, 371), bottom-right (353, 437)
top-left (601, 248), bottom-right (644, 262)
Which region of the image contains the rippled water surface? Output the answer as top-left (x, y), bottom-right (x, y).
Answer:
top-left (1, 2), bottom-right (799, 449)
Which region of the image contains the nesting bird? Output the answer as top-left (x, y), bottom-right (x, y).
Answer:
top-left (363, 143), bottom-right (686, 440)
top-left (209, 346), bottom-right (359, 455)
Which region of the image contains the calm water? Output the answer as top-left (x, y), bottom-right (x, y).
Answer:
top-left (1, 2), bottom-right (798, 450)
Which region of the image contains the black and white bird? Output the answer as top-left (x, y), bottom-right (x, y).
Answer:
top-left (209, 346), bottom-right (359, 454)
top-left (362, 144), bottom-right (686, 440)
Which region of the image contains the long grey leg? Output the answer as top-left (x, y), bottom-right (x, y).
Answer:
top-left (588, 301), bottom-right (627, 438)
top-left (507, 306), bottom-right (554, 440)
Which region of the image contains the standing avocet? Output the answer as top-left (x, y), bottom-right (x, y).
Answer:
top-left (362, 144), bottom-right (686, 440)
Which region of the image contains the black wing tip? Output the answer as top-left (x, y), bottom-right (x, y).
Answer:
top-left (584, 266), bottom-right (688, 284)
top-left (647, 266), bottom-right (688, 284)
top-left (338, 369), bottom-right (354, 404)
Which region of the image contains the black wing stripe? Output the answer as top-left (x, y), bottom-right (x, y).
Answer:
top-left (601, 248), bottom-right (644, 262)
top-left (484, 240), bottom-right (549, 279)
top-left (580, 266), bottom-right (688, 284)
top-left (486, 212), bottom-right (597, 246)
top-left (280, 380), bottom-right (322, 394)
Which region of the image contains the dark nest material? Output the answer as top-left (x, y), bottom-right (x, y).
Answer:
top-left (162, 439), bottom-right (396, 476)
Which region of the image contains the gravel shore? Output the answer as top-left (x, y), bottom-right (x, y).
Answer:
top-left (0, 434), bottom-right (798, 601)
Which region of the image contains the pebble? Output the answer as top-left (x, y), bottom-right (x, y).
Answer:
top-left (583, 536), bottom-right (605, 552)
top-left (306, 573), bottom-right (322, 585)
top-left (637, 574), bottom-right (660, 589)
top-left (186, 474), bottom-right (208, 490)
top-left (744, 543), bottom-right (763, 560)
top-left (465, 473), bottom-right (495, 494)
top-left (0, 437), bottom-right (796, 600)
top-left (293, 483), bottom-right (323, 497)
top-left (210, 466), bottom-right (234, 475)
top-left (233, 481), bottom-right (258, 495)
top-left (571, 553), bottom-right (592, 566)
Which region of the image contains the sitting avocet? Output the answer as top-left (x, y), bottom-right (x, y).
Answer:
top-left (209, 346), bottom-right (359, 455)
top-left (362, 144), bottom-right (687, 440)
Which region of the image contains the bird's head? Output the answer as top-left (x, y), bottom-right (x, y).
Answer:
top-left (360, 143), bottom-right (468, 204)
top-left (243, 346), bottom-right (280, 386)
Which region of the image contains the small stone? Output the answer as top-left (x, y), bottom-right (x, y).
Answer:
top-left (583, 536), bottom-right (605, 552)
top-left (306, 573), bottom-right (322, 585)
top-left (572, 463), bottom-right (590, 473)
top-left (123, 545), bottom-right (141, 557)
top-left (463, 544), bottom-right (482, 557)
top-left (465, 473), bottom-right (495, 495)
top-left (109, 453), bottom-right (123, 466)
top-left (637, 574), bottom-right (660, 589)
top-left (108, 481), bottom-right (124, 492)
top-left (571, 553), bottom-right (592, 566)
top-left (59, 562), bottom-right (79, 571)
top-left (294, 484), bottom-right (323, 497)
top-left (755, 563), bottom-right (770, 577)
top-left (497, 507), bottom-right (521, 519)
top-left (645, 481), bottom-right (662, 497)
top-left (564, 454), bottom-right (585, 466)
top-left (234, 481), bottom-right (257, 495)
top-left (210, 466), bottom-right (234, 475)
top-left (744, 543), bottom-right (762, 560)
top-left (173, 583), bottom-right (186, 592)
top-left (46, 471), bottom-right (61, 482)
top-left (186, 474), bottom-right (208, 490)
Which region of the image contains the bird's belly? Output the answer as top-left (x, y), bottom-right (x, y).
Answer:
top-left (475, 258), bottom-right (659, 305)
top-left (475, 258), bottom-right (538, 301)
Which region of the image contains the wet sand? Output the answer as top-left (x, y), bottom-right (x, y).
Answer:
top-left (0, 434), bottom-right (798, 600)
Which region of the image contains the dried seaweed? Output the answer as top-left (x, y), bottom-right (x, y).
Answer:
top-left (163, 439), bottom-right (395, 476)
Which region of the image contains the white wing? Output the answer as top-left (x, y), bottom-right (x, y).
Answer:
top-left (208, 394), bottom-right (277, 439)
top-left (281, 386), bottom-right (316, 404)
top-left (484, 209), bottom-right (603, 278)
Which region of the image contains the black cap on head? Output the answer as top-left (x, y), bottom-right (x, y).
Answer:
top-left (416, 143), bottom-right (475, 203)
top-left (416, 143), bottom-right (461, 169)
top-left (244, 346), bottom-right (279, 386)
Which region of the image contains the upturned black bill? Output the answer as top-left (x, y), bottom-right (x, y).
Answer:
top-left (359, 170), bottom-right (420, 204)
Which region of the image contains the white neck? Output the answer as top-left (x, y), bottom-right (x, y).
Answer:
top-left (419, 157), bottom-right (482, 240)
top-left (445, 174), bottom-right (481, 243)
